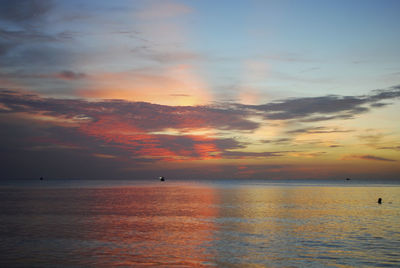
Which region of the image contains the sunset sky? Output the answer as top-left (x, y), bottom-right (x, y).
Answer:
top-left (1, 0), bottom-right (400, 180)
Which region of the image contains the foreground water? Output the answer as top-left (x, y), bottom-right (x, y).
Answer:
top-left (0, 180), bottom-right (399, 267)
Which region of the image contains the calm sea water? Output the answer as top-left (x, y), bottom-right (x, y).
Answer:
top-left (0, 179), bottom-right (399, 267)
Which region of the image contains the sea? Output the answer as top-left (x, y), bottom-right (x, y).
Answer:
top-left (0, 179), bottom-right (399, 267)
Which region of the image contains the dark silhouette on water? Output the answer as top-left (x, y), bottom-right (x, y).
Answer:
top-left (40, 176), bottom-right (44, 181)
top-left (378, 198), bottom-right (382, 204)
top-left (159, 176), bottom-right (165, 182)
top-left (346, 178), bottom-right (351, 181)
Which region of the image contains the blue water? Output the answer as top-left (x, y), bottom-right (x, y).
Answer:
top-left (0, 179), bottom-right (399, 267)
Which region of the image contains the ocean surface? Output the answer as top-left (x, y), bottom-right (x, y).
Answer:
top-left (0, 179), bottom-right (399, 267)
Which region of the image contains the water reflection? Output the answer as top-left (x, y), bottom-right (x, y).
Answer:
top-left (212, 185), bottom-right (400, 267)
top-left (0, 184), bottom-right (218, 267)
top-left (0, 182), bottom-right (399, 267)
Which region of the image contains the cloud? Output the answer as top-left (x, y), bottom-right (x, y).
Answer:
top-left (378, 146), bottom-right (400, 151)
top-left (0, 0), bottom-right (78, 75)
top-left (0, 0), bottom-right (52, 23)
top-left (341, 154), bottom-right (396, 162)
top-left (0, 70), bottom-right (86, 81)
top-left (260, 138), bottom-right (292, 144)
top-left (0, 0), bottom-right (54, 55)
top-left (129, 45), bottom-right (204, 64)
top-left (93, 153), bottom-right (117, 159)
top-left (357, 133), bottom-right (386, 147)
top-left (3, 85), bottom-right (400, 125)
top-left (244, 85), bottom-right (400, 121)
top-left (0, 28), bottom-right (57, 42)
top-left (1, 85), bottom-right (400, 179)
top-left (1, 85), bottom-right (400, 164)
top-left (221, 150), bottom-right (292, 159)
top-left (289, 151), bottom-right (326, 158)
top-left (286, 126), bottom-right (353, 135)
top-left (253, 95), bottom-right (369, 120)
top-left (0, 89), bottom-right (256, 162)
top-left (54, 70), bottom-right (86, 80)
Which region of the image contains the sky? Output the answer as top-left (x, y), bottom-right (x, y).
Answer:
top-left (1, 0), bottom-right (400, 180)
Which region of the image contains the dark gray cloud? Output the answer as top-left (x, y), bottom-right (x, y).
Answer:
top-left (56, 70), bottom-right (86, 80)
top-left (0, 28), bottom-right (57, 42)
top-left (242, 85), bottom-right (400, 122)
top-left (0, 69), bottom-right (86, 81)
top-left (0, 0), bottom-right (54, 54)
top-left (286, 126), bottom-right (353, 135)
top-left (0, 41), bottom-right (14, 56)
top-left (0, 0), bottom-right (77, 75)
top-left (254, 95), bottom-right (368, 120)
top-left (370, 102), bottom-right (390, 108)
top-left (329, 145), bottom-right (342, 148)
top-left (0, 0), bottom-right (52, 23)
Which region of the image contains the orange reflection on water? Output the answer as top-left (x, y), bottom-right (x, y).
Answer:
top-left (0, 184), bottom-right (219, 267)
top-left (85, 185), bottom-right (218, 266)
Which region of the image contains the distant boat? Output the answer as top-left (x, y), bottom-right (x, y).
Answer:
top-left (346, 178), bottom-right (351, 181)
top-left (159, 176), bottom-right (165, 182)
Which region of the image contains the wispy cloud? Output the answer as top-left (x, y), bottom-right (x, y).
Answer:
top-left (341, 154), bottom-right (396, 162)
top-left (221, 150), bottom-right (293, 159)
top-left (378, 146), bottom-right (400, 151)
top-left (286, 126), bottom-right (353, 135)
top-left (54, 70), bottom-right (86, 80)
top-left (0, 0), bottom-right (54, 54)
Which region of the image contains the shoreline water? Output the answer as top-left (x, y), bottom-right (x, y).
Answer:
top-left (1, 178), bottom-right (399, 267)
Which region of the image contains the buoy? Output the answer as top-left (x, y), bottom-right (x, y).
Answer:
top-left (378, 198), bottom-right (382, 204)
top-left (159, 176), bottom-right (165, 182)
